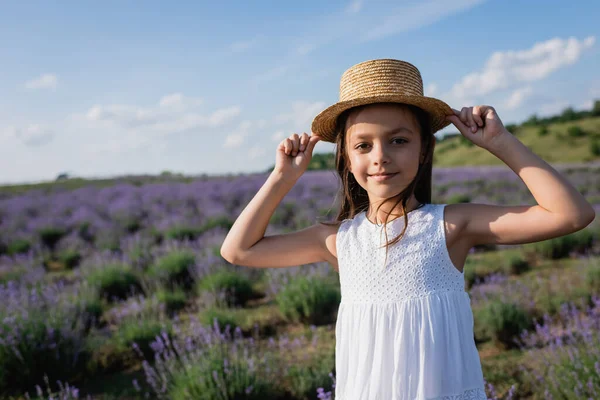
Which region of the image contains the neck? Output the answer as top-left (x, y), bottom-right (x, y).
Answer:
top-left (367, 197), bottom-right (422, 224)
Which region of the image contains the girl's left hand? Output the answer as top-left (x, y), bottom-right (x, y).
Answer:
top-left (446, 105), bottom-right (509, 150)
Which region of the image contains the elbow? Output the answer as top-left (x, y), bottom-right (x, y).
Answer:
top-left (220, 245), bottom-right (238, 264)
top-left (573, 208), bottom-right (596, 229)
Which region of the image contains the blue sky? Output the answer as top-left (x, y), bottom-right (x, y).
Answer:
top-left (1, 0), bottom-right (598, 184)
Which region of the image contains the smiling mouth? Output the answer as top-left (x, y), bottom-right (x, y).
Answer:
top-left (368, 173), bottom-right (398, 180)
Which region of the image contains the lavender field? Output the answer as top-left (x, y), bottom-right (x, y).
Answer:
top-left (1, 163), bottom-right (599, 399)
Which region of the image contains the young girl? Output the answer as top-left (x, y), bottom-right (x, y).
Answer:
top-left (220, 59), bottom-right (595, 400)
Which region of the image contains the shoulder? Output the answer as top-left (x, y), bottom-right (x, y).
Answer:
top-left (316, 216), bottom-right (356, 270)
top-left (433, 203), bottom-right (470, 247)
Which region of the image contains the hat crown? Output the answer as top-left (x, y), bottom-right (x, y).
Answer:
top-left (339, 59), bottom-right (424, 102)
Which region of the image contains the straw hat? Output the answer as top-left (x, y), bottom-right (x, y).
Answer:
top-left (311, 59), bottom-right (453, 143)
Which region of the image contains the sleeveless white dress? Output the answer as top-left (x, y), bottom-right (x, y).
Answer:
top-left (334, 203), bottom-right (487, 400)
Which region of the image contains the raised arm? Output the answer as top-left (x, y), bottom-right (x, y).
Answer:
top-left (446, 106), bottom-right (595, 247)
top-left (220, 133), bottom-right (336, 268)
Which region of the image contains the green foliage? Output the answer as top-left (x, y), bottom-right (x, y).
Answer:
top-left (567, 126), bottom-right (586, 138)
top-left (537, 125), bottom-right (549, 136)
top-left (156, 288), bottom-right (187, 314)
top-left (114, 318), bottom-right (171, 360)
top-left (164, 225), bottom-right (203, 241)
top-left (275, 276), bottom-right (340, 326)
top-left (58, 249), bottom-right (82, 269)
top-left (502, 253), bottom-right (530, 275)
top-left (446, 194), bottom-right (471, 204)
top-left (164, 216), bottom-right (234, 242)
top-left (197, 270), bottom-right (255, 307)
top-left (0, 311), bottom-right (89, 395)
top-left (148, 250), bottom-right (196, 290)
top-left (38, 226), bottom-right (67, 250)
top-left (199, 306), bottom-right (242, 333)
top-left (531, 229), bottom-right (594, 260)
top-left (585, 264), bottom-right (600, 293)
top-left (86, 264), bottom-right (142, 301)
top-left (7, 239), bottom-right (31, 255)
top-left (476, 300), bottom-right (533, 349)
top-left (168, 347), bottom-right (282, 400)
top-left (284, 347), bottom-right (336, 400)
top-left (307, 152), bottom-right (336, 170)
top-left (591, 138), bottom-right (600, 156)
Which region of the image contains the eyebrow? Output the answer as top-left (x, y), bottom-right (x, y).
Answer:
top-left (351, 127), bottom-right (414, 141)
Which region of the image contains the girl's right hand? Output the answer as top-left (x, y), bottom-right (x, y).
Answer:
top-left (274, 132), bottom-right (321, 182)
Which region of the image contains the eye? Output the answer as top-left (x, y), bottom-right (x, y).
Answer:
top-left (392, 138), bottom-right (407, 144)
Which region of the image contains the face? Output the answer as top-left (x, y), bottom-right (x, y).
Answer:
top-left (344, 103), bottom-right (431, 203)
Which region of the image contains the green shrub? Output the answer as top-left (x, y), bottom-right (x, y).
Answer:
top-left (164, 225), bottom-right (203, 241)
top-left (156, 288), bottom-right (187, 314)
top-left (476, 300), bottom-right (533, 349)
top-left (502, 253), bottom-right (530, 275)
top-left (585, 264), bottom-right (600, 293)
top-left (58, 249), bottom-right (82, 269)
top-left (531, 229), bottom-right (594, 260)
top-left (38, 227), bottom-right (67, 250)
top-left (197, 270), bottom-right (255, 307)
top-left (567, 126), bottom-right (586, 137)
top-left (7, 239), bottom-right (31, 255)
top-left (114, 318), bottom-right (171, 361)
top-left (284, 347), bottom-right (336, 400)
top-left (537, 125), bottom-right (549, 136)
top-left (148, 250), bottom-right (196, 290)
top-left (202, 215), bottom-right (234, 231)
top-left (86, 264), bottom-right (142, 301)
top-left (591, 139), bottom-right (600, 156)
top-left (447, 194), bottom-right (471, 204)
top-left (199, 306), bottom-right (243, 333)
top-left (168, 347), bottom-right (282, 400)
top-left (0, 311), bottom-right (89, 395)
top-left (275, 276), bottom-right (340, 326)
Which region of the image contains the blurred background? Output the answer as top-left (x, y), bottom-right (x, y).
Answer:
top-left (0, 1), bottom-right (599, 399)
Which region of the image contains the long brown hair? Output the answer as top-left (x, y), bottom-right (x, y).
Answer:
top-left (319, 102), bottom-right (434, 268)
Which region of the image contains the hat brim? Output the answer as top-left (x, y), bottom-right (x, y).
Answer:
top-left (311, 94), bottom-right (453, 143)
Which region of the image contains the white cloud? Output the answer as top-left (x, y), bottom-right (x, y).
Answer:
top-left (505, 86), bottom-right (533, 110)
top-left (80, 94), bottom-right (240, 136)
top-left (223, 120), bottom-right (253, 148)
top-left (248, 145), bottom-right (267, 160)
top-left (360, 0), bottom-right (486, 43)
top-left (425, 83), bottom-right (438, 97)
top-left (346, 0), bottom-right (363, 14)
top-left (2, 124), bottom-right (54, 146)
top-left (24, 73), bottom-right (58, 90)
top-left (272, 130), bottom-right (285, 142)
top-left (230, 37), bottom-right (261, 53)
top-left (448, 36), bottom-right (595, 102)
top-left (274, 101), bottom-right (327, 133)
top-left (251, 66), bottom-right (288, 86)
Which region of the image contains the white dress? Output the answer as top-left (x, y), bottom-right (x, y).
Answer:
top-left (334, 203), bottom-right (487, 400)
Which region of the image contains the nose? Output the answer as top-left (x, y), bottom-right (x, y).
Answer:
top-left (371, 142), bottom-right (391, 165)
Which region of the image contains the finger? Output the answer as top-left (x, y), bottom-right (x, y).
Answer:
top-left (290, 133), bottom-right (300, 156)
top-left (460, 107), bottom-right (469, 126)
top-left (299, 132), bottom-right (309, 152)
top-left (284, 138), bottom-right (292, 155)
top-left (446, 114), bottom-right (470, 136)
top-left (450, 108), bottom-right (461, 117)
top-left (305, 134), bottom-right (321, 157)
top-left (472, 106), bottom-right (484, 127)
top-left (466, 107), bottom-right (477, 132)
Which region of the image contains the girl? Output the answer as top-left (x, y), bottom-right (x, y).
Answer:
top-left (220, 59), bottom-right (595, 399)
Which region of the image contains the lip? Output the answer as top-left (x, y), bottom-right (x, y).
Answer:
top-left (368, 173), bottom-right (397, 182)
